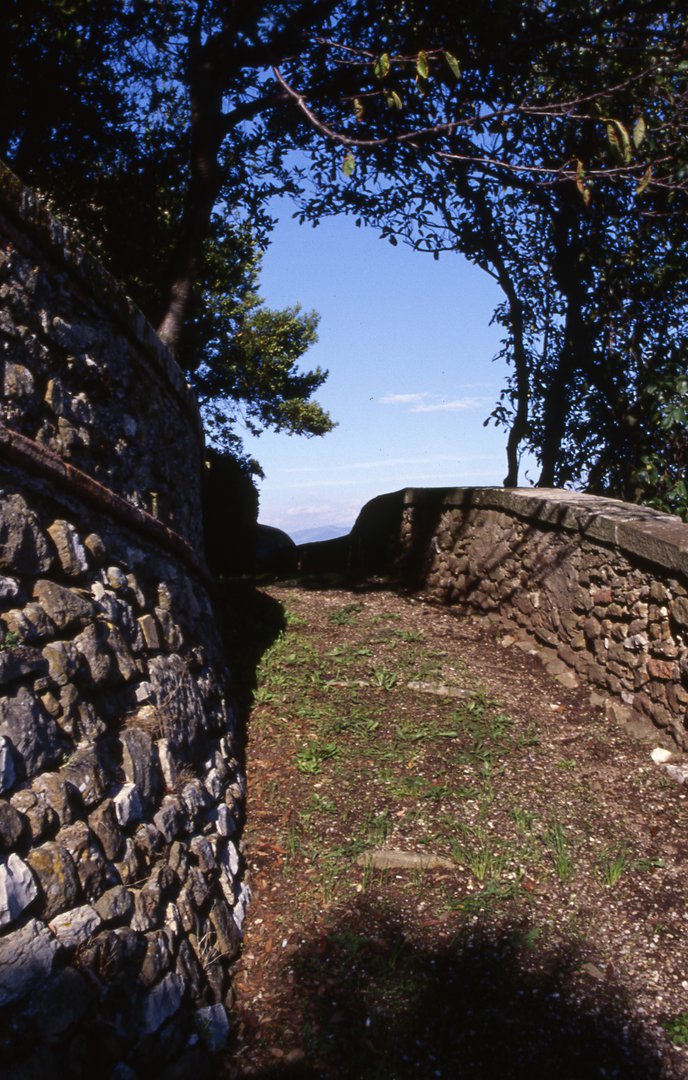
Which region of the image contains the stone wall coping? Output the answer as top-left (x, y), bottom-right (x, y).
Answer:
top-left (0, 162), bottom-right (202, 439)
top-left (397, 486), bottom-right (688, 578)
top-left (0, 424), bottom-right (211, 586)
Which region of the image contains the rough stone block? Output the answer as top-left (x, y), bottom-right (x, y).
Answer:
top-left (88, 798), bottom-right (123, 860)
top-left (139, 928), bottom-right (175, 987)
top-left (113, 782), bottom-right (144, 828)
top-left (95, 884), bottom-right (134, 925)
top-left (43, 639), bottom-right (82, 686)
top-left (195, 1003), bottom-right (230, 1052)
top-left (47, 520), bottom-right (89, 577)
top-left (140, 972), bottom-right (184, 1035)
top-left (59, 820), bottom-right (111, 901)
top-left (0, 852), bottom-right (38, 927)
top-left (0, 646), bottom-right (48, 687)
top-left (0, 493), bottom-right (53, 575)
top-left (62, 747), bottom-right (107, 809)
top-left (0, 798), bottom-right (25, 849)
top-left (0, 734), bottom-right (17, 794)
top-left (120, 727), bottom-right (160, 804)
top-left (48, 903), bottom-right (101, 950)
top-left (27, 840), bottom-right (81, 919)
top-left (138, 613), bottom-right (162, 651)
top-left (33, 579), bottom-right (94, 630)
top-left (0, 684), bottom-right (68, 779)
top-left (20, 967), bottom-right (94, 1038)
top-left (0, 917), bottom-right (58, 1006)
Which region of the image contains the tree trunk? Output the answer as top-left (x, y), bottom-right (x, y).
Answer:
top-left (157, 45), bottom-right (225, 355)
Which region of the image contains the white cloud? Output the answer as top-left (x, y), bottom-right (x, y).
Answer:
top-left (380, 392), bottom-right (489, 414)
top-left (412, 397), bottom-right (487, 413)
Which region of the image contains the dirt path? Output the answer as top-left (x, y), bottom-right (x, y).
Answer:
top-left (222, 583), bottom-right (688, 1079)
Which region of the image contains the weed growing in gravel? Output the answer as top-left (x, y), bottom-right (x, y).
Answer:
top-left (662, 1012), bottom-right (688, 1046)
top-left (395, 628), bottom-right (425, 643)
top-left (284, 609), bottom-right (307, 628)
top-left (511, 807), bottom-right (535, 834)
top-left (325, 707), bottom-right (381, 738)
top-left (363, 810), bottom-right (393, 847)
top-left (326, 644), bottom-right (373, 669)
top-left (386, 775), bottom-right (456, 801)
top-left (370, 666), bottom-right (398, 691)
top-left (450, 878), bottom-right (520, 914)
top-left (329, 603), bottom-right (364, 626)
top-left (542, 821), bottom-right (574, 881)
top-left (295, 740), bottom-right (340, 775)
top-left (598, 846), bottom-right (632, 887)
top-left (557, 758), bottom-right (577, 771)
top-left (309, 792), bottom-right (336, 814)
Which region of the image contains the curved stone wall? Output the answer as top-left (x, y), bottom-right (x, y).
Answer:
top-left (0, 166), bottom-right (243, 1075)
top-left (351, 486), bottom-right (688, 748)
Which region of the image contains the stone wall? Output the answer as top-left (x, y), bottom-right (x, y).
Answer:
top-left (351, 487), bottom-right (688, 749)
top-left (0, 166), bottom-right (244, 1075)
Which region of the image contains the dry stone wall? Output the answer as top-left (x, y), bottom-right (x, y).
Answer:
top-left (351, 486), bottom-right (688, 749)
top-left (0, 165), bottom-right (244, 1075)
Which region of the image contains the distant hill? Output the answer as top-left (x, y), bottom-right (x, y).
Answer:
top-left (288, 524), bottom-right (351, 545)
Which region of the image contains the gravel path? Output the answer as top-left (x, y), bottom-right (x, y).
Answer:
top-left (221, 583), bottom-right (688, 1079)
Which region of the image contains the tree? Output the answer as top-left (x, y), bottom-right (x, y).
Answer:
top-left (180, 220), bottom-right (332, 462)
top-left (278, 0), bottom-right (688, 503)
top-left (0, 0), bottom-right (336, 464)
top-left (3, 0), bottom-right (687, 504)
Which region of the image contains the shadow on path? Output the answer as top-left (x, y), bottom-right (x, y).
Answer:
top-left (237, 895), bottom-right (669, 1080)
top-left (213, 579), bottom-right (286, 715)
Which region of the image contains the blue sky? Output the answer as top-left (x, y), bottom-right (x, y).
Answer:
top-left (242, 204), bottom-right (535, 538)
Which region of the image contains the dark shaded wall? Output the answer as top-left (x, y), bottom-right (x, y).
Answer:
top-left (0, 165), bottom-right (244, 1075)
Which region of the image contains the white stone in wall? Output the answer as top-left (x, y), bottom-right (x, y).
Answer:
top-left (0, 575), bottom-right (19, 600)
top-left (203, 767), bottom-right (223, 800)
top-left (0, 853), bottom-right (38, 927)
top-left (165, 901), bottom-right (182, 939)
top-left (112, 782), bottom-right (144, 826)
top-left (140, 972), bottom-right (184, 1034)
top-left (49, 904), bottom-right (101, 949)
top-left (232, 883), bottom-right (251, 934)
top-left (225, 841), bottom-right (240, 877)
top-left (215, 804), bottom-right (235, 837)
top-left (180, 780), bottom-right (208, 819)
top-left (0, 918), bottom-right (58, 1006)
top-left (90, 581), bottom-right (106, 602)
top-left (156, 738), bottom-right (177, 790)
top-left (106, 566), bottom-right (128, 591)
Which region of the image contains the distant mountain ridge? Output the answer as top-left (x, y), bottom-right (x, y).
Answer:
top-left (287, 524), bottom-right (351, 545)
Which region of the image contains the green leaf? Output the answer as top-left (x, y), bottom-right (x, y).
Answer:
top-left (353, 97), bottom-right (364, 121)
top-left (386, 90), bottom-right (403, 110)
top-left (443, 50), bottom-right (461, 79)
top-left (605, 119), bottom-right (632, 164)
top-left (341, 152), bottom-right (355, 178)
top-left (632, 115), bottom-right (647, 149)
top-left (373, 53), bottom-right (391, 79)
top-left (636, 165), bottom-right (652, 195)
top-left (575, 159), bottom-right (591, 206)
top-left (416, 50), bottom-right (429, 79)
